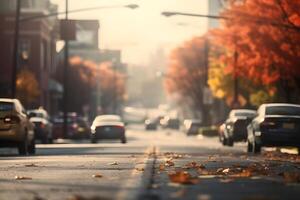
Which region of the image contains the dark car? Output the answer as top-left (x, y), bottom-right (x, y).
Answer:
top-left (52, 113), bottom-right (89, 139)
top-left (90, 115), bottom-right (126, 143)
top-left (247, 103), bottom-right (300, 154)
top-left (160, 116), bottom-right (180, 130)
top-left (184, 119), bottom-right (202, 136)
top-left (222, 109), bottom-right (256, 146)
top-left (28, 108), bottom-right (53, 144)
top-left (0, 98), bottom-right (35, 155)
top-left (145, 118), bottom-right (158, 130)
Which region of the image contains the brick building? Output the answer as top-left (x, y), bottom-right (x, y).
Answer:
top-left (0, 0), bottom-right (59, 110)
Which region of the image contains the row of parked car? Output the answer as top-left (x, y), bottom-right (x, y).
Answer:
top-left (144, 115), bottom-right (181, 130)
top-left (219, 103), bottom-right (300, 154)
top-left (0, 98), bottom-right (128, 155)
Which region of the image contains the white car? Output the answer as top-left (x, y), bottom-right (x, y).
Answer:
top-left (90, 115), bottom-right (126, 143)
top-left (28, 108), bottom-right (53, 144)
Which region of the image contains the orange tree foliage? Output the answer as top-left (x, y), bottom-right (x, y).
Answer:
top-left (212, 0), bottom-right (300, 102)
top-left (165, 36), bottom-right (207, 111)
top-left (56, 57), bottom-right (126, 114)
top-left (16, 69), bottom-right (40, 107)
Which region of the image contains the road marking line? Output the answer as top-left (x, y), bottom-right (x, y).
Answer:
top-left (115, 146), bottom-right (154, 200)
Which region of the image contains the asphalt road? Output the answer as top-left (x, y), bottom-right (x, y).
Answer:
top-left (0, 124), bottom-right (299, 200)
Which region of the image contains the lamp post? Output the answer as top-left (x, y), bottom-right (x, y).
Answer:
top-left (63, 0), bottom-right (69, 138)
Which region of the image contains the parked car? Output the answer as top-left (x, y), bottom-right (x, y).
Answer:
top-left (28, 108), bottom-right (53, 144)
top-left (0, 98), bottom-right (35, 155)
top-left (222, 109), bottom-right (256, 146)
top-left (247, 103), bottom-right (300, 154)
top-left (145, 118), bottom-right (158, 130)
top-left (184, 119), bottom-right (202, 136)
top-left (52, 113), bottom-right (90, 139)
top-left (90, 115), bottom-right (126, 143)
top-left (160, 116), bottom-right (180, 130)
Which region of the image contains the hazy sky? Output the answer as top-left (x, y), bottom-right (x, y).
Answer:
top-left (51, 0), bottom-right (208, 65)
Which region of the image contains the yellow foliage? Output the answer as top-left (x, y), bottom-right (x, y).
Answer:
top-left (16, 69), bottom-right (40, 106)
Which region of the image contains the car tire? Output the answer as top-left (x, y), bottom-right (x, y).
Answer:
top-left (247, 140), bottom-right (253, 153)
top-left (18, 139), bottom-right (28, 155)
top-left (227, 137), bottom-right (234, 147)
top-left (253, 141), bottom-right (261, 154)
top-left (121, 137), bottom-right (127, 144)
top-left (91, 138), bottom-right (97, 144)
top-left (28, 139), bottom-right (36, 155)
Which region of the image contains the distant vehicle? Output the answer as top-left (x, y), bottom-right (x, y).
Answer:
top-left (160, 116), bottom-right (180, 130)
top-left (52, 113), bottom-right (90, 139)
top-left (247, 103), bottom-right (300, 154)
top-left (145, 118), bottom-right (158, 130)
top-left (0, 98), bottom-right (35, 155)
top-left (90, 115), bottom-right (126, 143)
top-left (184, 119), bottom-right (202, 136)
top-left (28, 108), bottom-right (53, 144)
top-left (222, 109), bottom-right (256, 146)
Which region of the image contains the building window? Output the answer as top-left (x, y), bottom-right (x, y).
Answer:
top-left (19, 40), bottom-right (31, 62)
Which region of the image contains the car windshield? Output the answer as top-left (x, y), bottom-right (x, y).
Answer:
top-left (266, 106), bottom-right (300, 116)
top-left (95, 115), bottom-right (121, 123)
top-left (235, 112), bottom-right (256, 118)
top-left (0, 102), bottom-right (14, 111)
top-left (28, 112), bottom-right (44, 118)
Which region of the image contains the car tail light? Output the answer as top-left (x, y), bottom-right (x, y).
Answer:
top-left (40, 123), bottom-right (46, 129)
top-left (260, 121), bottom-right (276, 129)
top-left (115, 125), bottom-right (124, 129)
top-left (71, 123), bottom-right (78, 129)
top-left (4, 116), bottom-right (20, 124)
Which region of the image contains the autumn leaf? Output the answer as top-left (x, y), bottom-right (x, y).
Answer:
top-left (15, 176), bottom-right (32, 180)
top-left (168, 171), bottom-right (199, 185)
top-left (182, 161), bottom-right (206, 170)
top-left (92, 174), bottom-right (103, 178)
top-left (109, 162), bottom-right (119, 166)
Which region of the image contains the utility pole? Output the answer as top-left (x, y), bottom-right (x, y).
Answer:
top-left (11, 0), bottom-right (21, 98)
top-left (63, 0), bottom-right (69, 138)
top-left (233, 49), bottom-right (239, 108)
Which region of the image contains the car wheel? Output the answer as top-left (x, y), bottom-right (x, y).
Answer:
top-left (247, 140), bottom-right (253, 153)
top-left (227, 137), bottom-right (234, 147)
top-left (253, 141), bottom-right (261, 154)
top-left (91, 138), bottom-right (97, 143)
top-left (28, 139), bottom-right (36, 155)
top-left (18, 139), bottom-right (28, 155)
top-left (121, 137), bottom-right (127, 144)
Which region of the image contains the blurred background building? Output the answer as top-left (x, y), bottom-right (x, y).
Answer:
top-left (0, 0), bottom-right (60, 112)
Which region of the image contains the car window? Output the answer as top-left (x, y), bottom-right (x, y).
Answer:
top-left (95, 115), bottom-right (121, 122)
top-left (266, 106), bottom-right (300, 116)
top-left (234, 112), bottom-right (256, 118)
top-left (0, 102), bottom-right (14, 111)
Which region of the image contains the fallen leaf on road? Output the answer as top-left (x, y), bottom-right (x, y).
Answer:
top-left (168, 171), bottom-right (199, 185)
top-left (159, 163), bottom-right (165, 171)
top-left (15, 176), bottom-right (32, 180)
top-left (182, 161), bottom-right (206, 170)
top-left (165, 159), bottom-right (175, 167)
top-left (135, 168), bottom-right (144, 171)
top-left (283, 172), bottom-right (300, 183)
top-left (24, 163), bottom-right (39, 167)
top-left (92, 174), bottom-right (103, 178)
top-left (109, 162), bottom-right (118, 166)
